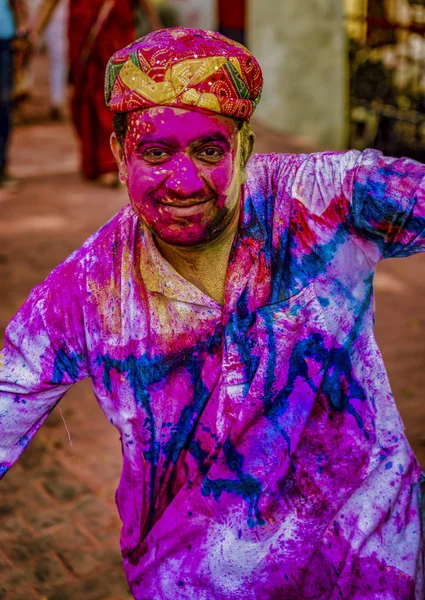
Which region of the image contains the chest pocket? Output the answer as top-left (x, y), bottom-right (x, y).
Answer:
top-left (255, 283), bottom-right (332, 394)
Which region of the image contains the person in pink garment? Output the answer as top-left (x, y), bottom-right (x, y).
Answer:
top-left (1, 28), bottom-right (425, 599)
top-left (30, 0), bottom-right (161, 184)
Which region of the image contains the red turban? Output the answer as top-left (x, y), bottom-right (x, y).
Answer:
top-left (105, 28), bottom-right (263, 122)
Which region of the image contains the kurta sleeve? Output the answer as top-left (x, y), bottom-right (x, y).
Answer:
top-left (347, 148), bottom-right (425, 259)
top-left (292, 148), bottom-right (425, 262)
top-left (0, 266), bottom-right (89, 479)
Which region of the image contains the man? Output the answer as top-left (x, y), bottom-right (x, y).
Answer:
top-left (1, 28), bottom-right (425, 599)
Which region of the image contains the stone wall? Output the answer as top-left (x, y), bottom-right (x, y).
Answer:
top-left (247, 0), bottom-right (348, 149)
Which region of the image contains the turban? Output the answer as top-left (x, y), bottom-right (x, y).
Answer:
top-left (105, 27), bottom-right (263, 122)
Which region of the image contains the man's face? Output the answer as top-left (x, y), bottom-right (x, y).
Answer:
top-left (113, 107), bottom-right (245, 247)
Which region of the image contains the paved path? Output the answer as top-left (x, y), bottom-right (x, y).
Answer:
top-left (1, 59), bottom-right (425, 600)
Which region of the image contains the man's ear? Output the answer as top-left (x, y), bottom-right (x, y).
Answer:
top-left (110, 133), bottom-right (127, 185)
top-left (239, 127), bottom-right (255, 169)
top-left (245, 130), bottom-right (255, 165)
top-left (239, 128), bottom-right (256, 184)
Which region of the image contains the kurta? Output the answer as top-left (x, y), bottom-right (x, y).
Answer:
top-left (1, 149), bottom-right (425, 599)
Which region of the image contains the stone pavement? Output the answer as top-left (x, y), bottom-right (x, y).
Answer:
top-left (1, 57), bottom-right (425, 600)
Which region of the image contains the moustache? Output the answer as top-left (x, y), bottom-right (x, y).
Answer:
top-left (148, 191), bottom-right (216, 208)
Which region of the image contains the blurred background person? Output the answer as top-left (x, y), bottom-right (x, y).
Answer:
top-left (30, 0), bottom-right (162, 186)
top-left (171, 0), bottom-right (216, 31)
top-left (43, 0), bottom-right (67, 121)
top-left (0, 0), bottom-right (28, 189)
top-left (217, 0), bottom-right (245, 45)
top-left (27, 0), bottom-right (68, 121)
top-left (136, 0), bottom-right (178, 34)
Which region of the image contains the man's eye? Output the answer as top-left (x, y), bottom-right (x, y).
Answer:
top-left (197, 147), bottom-right (224, 162)
top-left (142, 148), bottom-right (170, 162)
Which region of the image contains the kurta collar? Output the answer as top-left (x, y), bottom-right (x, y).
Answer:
top-left (139, 224), bottom-right (221, 309)
top-left (138, 181), bottom-right (268, 309)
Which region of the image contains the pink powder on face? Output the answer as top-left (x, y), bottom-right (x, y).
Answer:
top-left (123, 107), bottom-right (242, 246)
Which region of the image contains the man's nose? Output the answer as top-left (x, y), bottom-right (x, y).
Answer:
top-left (164, 155), bottom-right (205, 197)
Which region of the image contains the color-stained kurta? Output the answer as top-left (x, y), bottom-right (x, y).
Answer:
top-left (1, 149), bottom-right (425, 599)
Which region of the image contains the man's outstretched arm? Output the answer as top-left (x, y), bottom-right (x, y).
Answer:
top-left (348, 149), bottom-right (425, 259)
top-left (0, 272), bottom-right (89, 479)
top-left (292, 148), bottom-right (425, 262)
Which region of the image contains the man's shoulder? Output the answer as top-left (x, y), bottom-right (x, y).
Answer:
top-left (246, 152), bottom-right (292, 175)
top-left (247, 150), bottom-right (363, 172)
top-left (245, 152), bottom-right (313, 188)
top-left (245, 152), bottom-right (309, 197)
top-left (246, 150), bottom-right (366, 193)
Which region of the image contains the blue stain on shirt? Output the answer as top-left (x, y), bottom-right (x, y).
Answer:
top-left (99, 351), bottom-right (162, 523)
top-left (318, 297), bottom-right (330, 307)
top-left (265, 333), bottom-right (328, 457)
top-left (226, 288), bottom-right (259, 383)
top-left (350, 170), bottom-right (425, 258)
top-left (99, 328), bottom-right (223, 523)
top-left (18, 435), bottom-right (30, 448)
top-left (188, 439), bottom-right (210, 476)
top-left (161, 328), bottom-right (222, 471)
top-left (201, 437), bottom-right (265, 529)
top-left (51, 348), bottom-right (83, 383)
top-left (296, 224), bottom-right (349, 286)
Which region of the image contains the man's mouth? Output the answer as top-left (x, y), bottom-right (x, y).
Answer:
top-left (157, 196), bottom-right (214, 216)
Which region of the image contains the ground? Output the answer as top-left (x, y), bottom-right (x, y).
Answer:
top-left (0, 56), bottom-right (425, 599)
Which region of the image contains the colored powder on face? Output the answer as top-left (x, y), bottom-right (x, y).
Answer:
top-left (123, 107), bottom-right (243, 248)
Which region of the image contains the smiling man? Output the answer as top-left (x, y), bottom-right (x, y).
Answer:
top-left (1, 28), bottom-right (425, 599)
top-left (110, 106), bottom-right (252, 303)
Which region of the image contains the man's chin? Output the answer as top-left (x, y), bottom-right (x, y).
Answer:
top-left (136, 205), bottom-right (235, 248)
top-left (149, 221), bottom-right (226, 248)
top-left (153, 228), bottom-right (216, 248)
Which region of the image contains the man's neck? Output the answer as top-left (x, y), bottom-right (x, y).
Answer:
top-left (155, 208), bottom-right (240, 305)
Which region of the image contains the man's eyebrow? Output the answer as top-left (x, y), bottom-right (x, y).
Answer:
top-left (190, 133), bottom-right (231, 149)
top-left (136, 133), bottom-right (231, 149)
top-left (137, 136), bottom-right (180, 148)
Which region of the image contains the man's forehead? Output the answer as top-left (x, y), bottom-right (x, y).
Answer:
top-left (126, 107), bottom-right (239, 142)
